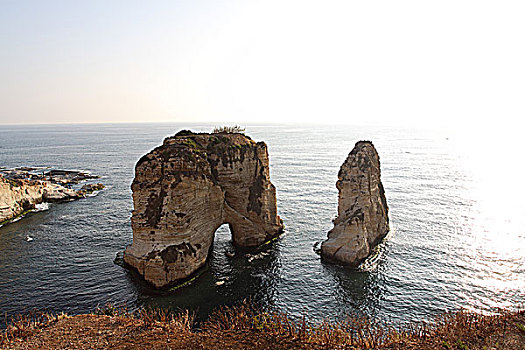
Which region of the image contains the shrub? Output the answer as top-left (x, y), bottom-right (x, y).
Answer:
top-left (175, 130), bottom-right (194, 137)
top-left (212, 125), bottom-right (245, 134)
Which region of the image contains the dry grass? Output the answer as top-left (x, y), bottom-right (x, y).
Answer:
top-left (1, 310), bottom-right (69, 344)
top-left (1, 303), bottom-right (524, 349)
top-left (212, 125), bottom-right (246, 134)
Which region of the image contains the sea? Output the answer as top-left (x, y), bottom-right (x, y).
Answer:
top-left (0, 123), bottom-right (524, 327)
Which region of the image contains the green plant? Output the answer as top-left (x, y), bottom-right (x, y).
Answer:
top-left (184, 138), bottom-right (199, 149)
top-left (516, 322), bottom-right (525, 333)
top-left (92, 303), bottom-right (122, 316)
top-left (175, 129), bottom-right (194, 137)
top-left (455, 339), bottom-right (468, 350)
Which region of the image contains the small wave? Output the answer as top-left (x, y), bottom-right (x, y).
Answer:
top-left (86, 190), bottom-right (101, 198)
top-left (359, 233), bottom-right (395, 272)
top-left (113, 251), bottom-right (126, 267)
top-left (312, 241), bottom-right (322, 255)
top-left (246, 251), bottom-right (270, 263)
top-left (34, 203), bottom-right (49, 212)
top-left (358, 246), bottom-right (384, 272)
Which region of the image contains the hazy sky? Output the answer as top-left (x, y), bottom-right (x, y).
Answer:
top-left (1, 0), bottom-right (524, 127)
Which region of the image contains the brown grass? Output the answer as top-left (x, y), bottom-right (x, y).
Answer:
top-left (212, 125), bottom-right (246, 134)
top-left (1, 303), bottom-right (524, 349)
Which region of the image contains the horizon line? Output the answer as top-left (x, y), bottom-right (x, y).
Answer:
top-left (0, 119), bottom-right (449, 130)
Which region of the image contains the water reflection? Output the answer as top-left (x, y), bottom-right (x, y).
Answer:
top-left (131, 224), bottom-right (283, 321)
top-left (322, 261), bottom-right (383, 321)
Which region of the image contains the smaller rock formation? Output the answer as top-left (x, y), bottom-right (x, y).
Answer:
top-left (321, 141), bottom-right (389, 266)
top-left (77, 183), bottom-right (105, 196)
top-left (123, 130), bottom-right (283, 288)
top-left (0, 168), bottom-right (99, 186)
top-left (0, 168), bottom-right (103, 226)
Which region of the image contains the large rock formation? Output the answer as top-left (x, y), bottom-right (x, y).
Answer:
top-left (321, 141), bottom-right (389, 266)
top-left (123, 130), bottom-right (283, 288)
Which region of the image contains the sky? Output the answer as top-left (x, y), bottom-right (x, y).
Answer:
top-left (0, 0), bottom-right (524, 128)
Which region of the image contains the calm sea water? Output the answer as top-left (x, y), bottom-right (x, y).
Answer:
top-left (0, 123), bottom-right (524, 326)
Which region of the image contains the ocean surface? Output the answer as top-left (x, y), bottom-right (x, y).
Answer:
top-left (0, 123), bottom-right (524, 326)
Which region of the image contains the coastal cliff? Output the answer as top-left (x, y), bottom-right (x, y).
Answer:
top-left (321, 141), bottom-right (389, 266)
top-left (123, 130), bottom-right (283, 288)
top-left (0, 170), bottom-right (104, 225)
top-left (0, 177), bottom-right (79, 224)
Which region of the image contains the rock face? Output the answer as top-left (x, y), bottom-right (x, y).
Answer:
top-left (321, 141), bottom-right (389, 266)
top-left (0, 176), bottom-right (81, 224)
top-left (123, 130), bottom-right (283, 288)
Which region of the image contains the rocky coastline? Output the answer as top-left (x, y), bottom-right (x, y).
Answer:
top-left (0, 167), bottom-right (104, 226)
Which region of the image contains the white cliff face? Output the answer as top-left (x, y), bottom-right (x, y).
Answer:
top-left (321, 141), bottom-right (389, 266)
top-left (0, 177), bottom-right (44, 223)
top-left (0, 177), bottom-right (81, 224)
top-left (123, 131), bottom-right (283, 288)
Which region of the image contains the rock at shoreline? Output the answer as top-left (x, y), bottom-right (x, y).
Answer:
top-left (321, 141), bottom-right (389, 266)
top-left (0, 177), bottom-right (78, 224)
top-left (0, 169), bottom-right (103, 225)
top-left (123, 130), bottom-right (283, 288)
top-left (1, 177), bottom-right (45, 223)
top-left (77, 183), bottom-right (105, 196)
top-left (0, 167), bottom-right (98, 186)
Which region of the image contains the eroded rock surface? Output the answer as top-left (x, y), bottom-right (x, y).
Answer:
top-left (123, 130), bottom-right (283, 288)
top-left (0, 177), bottom-right (80, 224)
top-left (0, 168), bottom-right (104, 225)
top-left (321, 141), bottom-right (389, 266)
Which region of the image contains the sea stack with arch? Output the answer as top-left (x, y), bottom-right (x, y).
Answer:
top-left (123, 130), bottom-right (283, 288)
top-left (321, 141), bottom-right (389, 266)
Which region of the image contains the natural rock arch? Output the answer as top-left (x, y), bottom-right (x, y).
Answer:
top-left (123, 131), bottom-right (283, 288)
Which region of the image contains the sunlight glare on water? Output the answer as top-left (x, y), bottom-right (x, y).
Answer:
top-left (448, 126), bottom-right (525, 312)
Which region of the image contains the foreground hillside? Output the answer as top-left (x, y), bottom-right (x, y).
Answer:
top-left (2, 306), bottom-right (524, 349)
